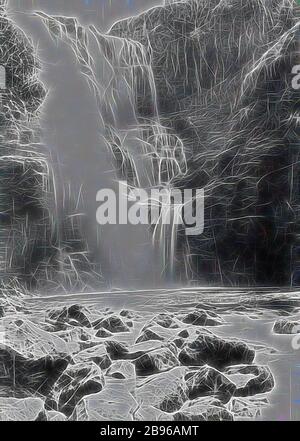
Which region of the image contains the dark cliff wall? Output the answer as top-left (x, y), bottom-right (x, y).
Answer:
top-left (110, 0), bottom-right (299, 286)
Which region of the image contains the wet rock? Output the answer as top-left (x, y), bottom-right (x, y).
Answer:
top-left (229, 396), bottom-right (269, 419)
top-left (96, 328), bottom-right (113, 338)
top-left (150, 313), bottom-right (179, 329)
top-left (225, 365), bottom-right (275, 397)
top-left (105, 340), bottom-right (147, 361)
top-left (73, 344), bottom-right (107, 364)
top-left (73, 383), bottom-right (136, 421)
top-left (272, 319), bottom-right (300, 335)
top-left (136, 367), bottom-right (188, 413)
top-left (105, 340), bottom-right (129, 359)
top-left (173, 337), bottom-right (185, 348)
top-left (107, 361), bottom-right (135, 380)
top-left (120, 309), bottom-right (140, 320)
top-left (48, 304), bottom-right (91, 329)
top-left (2, 318), bottom-right (79, 358)
top-left (52, 361), bottom-right (105, 417)
top-left (174, 397), bottom-right (234, 421)
top-left (178, 329), bottom-right (189, 338)
top-left (94, 354), bottom-right (112, 370)
top-left (134, 347), bottom-right (179, 376)
top-left (0, 397), bottom-right (45, 421)
top-left (0, 344), bottom-right (70, 396)
top-left (181, 310), bottom-right (223, 326)
top-left (135, 328), bottom-right (164, 344)
top-left (45, 410), bottom-right (67, 421)
top-left (93, 315), bottom-right (130, 333)
top-left (185, 366), bottom-right (236, 403)
top-left (179, 334), bottom-right (255, 370)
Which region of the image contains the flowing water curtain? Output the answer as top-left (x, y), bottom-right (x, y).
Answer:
top-left (37, 12), bottom-right (191, 279)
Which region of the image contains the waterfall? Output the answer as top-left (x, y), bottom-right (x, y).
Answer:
top-left (37, 12), bottom-right (189, 281)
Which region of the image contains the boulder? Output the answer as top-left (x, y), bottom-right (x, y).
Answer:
top-left (135, 328), bottom-right (164, 344)
top-left (149, 313), bottom-right (179, 329)
top-left (134, 346), bottom-right (179, 376)
top-left (180, 309), bottom-right (223, 326)
top-left (52, 361), bottom-right (105, 417)
top-left (73, 383), bottom-right (136, 421)
top-left (179, 334), bottom-right (255, 369)
top-left (48, 304), bottom-right (91, 329)
top-left (272, 319), bottom-right (300, 335)
top-left (225, 365), bottom-right (275, 396)
top-left (92, 315), bottom-right (130, 333)
top-left (107, 360), bottom-right (135, 380)
top-left (0, 397), bottom-right (45, 421)
top-left (0, 344), bottom-right (69, 396)
top-left (185, 366), bottom-right (236, 403)
top-left (95, 328), bottom-right (113, 338)
top-left (135, 367), bottom-right (188, 413)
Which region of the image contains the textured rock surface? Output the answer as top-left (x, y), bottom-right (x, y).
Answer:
top-left (0, 397), bottom-right (45, 421)
top-left (50, 362), bottom-right (105, 416)
top-left (134, 346), bottom-right (179, 376)
top-left (273, 319), bottom-right (300, 334)
top-left (0, 344), bottom-right (69, 396)
top-left (179, 334), bottom-right (255, 369)
top-left (109, 0), bottom-right (299, 285)
top-left (185, 366), bottom-right (236, 403)
top-left (93, 315), bottom-right (130, 333)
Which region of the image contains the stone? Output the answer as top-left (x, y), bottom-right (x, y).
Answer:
top-left (180, 309), bottom-right (223, 326)
top-left (73, 383), bottom-right (136, 421)
top-left (48, 304), bottom-right (91, 328)
top-left (134, 347), bottom-right (179, 376)
top-left (0, 397), bottom-right (45, 421)
top-left (52, 361), bottom-right (105, 417)
top-left (135, 367), bottom-right (188, 413)
top-left (107, 361), bottom-right (135, 380)
top-left (93, 315), bottom-right (130, 333)
top-left (225, 365), bottom-right (275, 397)
top-left (185, 366), bottom-right (236, 403)
top-left (0, 344), bottom-right (69, 396)
top-left (272, 319), bottom-right (300, 335)
top-left (179, 334), bottom-right (255, 370)
top-left (95, 328), bottom-right (113, 338)
top-left (178, 329), bottom-right (189, 338)
top-left (150, 313), bottom-right (179, 329)
top-left (135, 328), bottom-right (164, 344)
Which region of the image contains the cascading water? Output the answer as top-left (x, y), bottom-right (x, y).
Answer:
top-left (37, 12), bottom-right (190, 281)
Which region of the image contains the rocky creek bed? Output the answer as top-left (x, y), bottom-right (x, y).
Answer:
top-left (0, 287), bottom-right (300, 421)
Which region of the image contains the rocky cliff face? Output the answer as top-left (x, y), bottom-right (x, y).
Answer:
top-left (0, 1), bottom-right (101, 292)
top-left (109, 0), bottom-right (299, 286)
